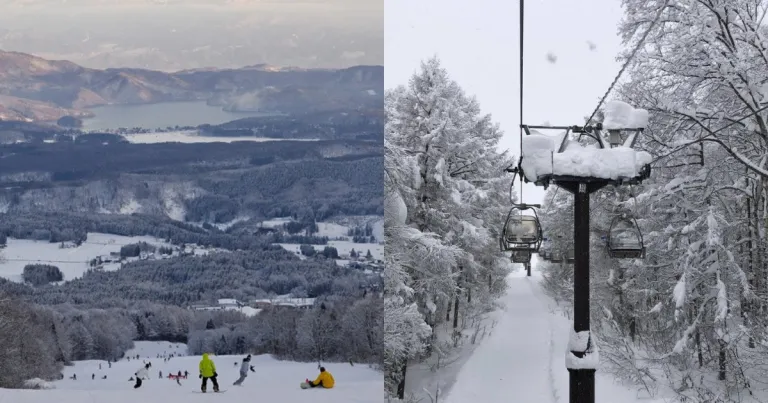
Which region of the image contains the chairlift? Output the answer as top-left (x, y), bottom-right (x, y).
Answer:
top-left (510, 249), bottom-right (532, 264)
top-left (550, 249), bottom-right (563, 263)
top-left (538, 237), bottom-right (552, 260)
top-left (500, 204), bottom-right (542, 253)
top-left (537, 237), bottom-right (550, 253)
top-left (564, 247), bottom-right (575, 264)
top-left (607, 215), bottom-right (645, 259)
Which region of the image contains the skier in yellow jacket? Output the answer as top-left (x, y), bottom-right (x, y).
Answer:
top-left (306, 367), bottom-right (335, 388)
top-left (199, 353), bottom-right (220, 393)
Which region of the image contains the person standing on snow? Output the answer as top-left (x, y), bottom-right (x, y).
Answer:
top-left (305, 367), bottom-right (335, 389)
top-left (134, 363), bottom-right (150, 388)
top-left (232, 354), bottom-right (255, 386)
top-left (199, 353), bottom-right (220, 393)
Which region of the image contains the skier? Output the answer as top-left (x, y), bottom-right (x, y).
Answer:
top-left (134, 363), bottom-right (150, 389)
top-left (184, 370), bottom-right (189, 378)
top-left (305, 367), bottom-right (335, 389)
top-left (198, 353), bottom-right (219, 393)
top-left (92, 374), bottom-right (95, 380)
top-left (232, 354), bottom-right (255, 386)
top-left (159, 370), bottom-right (163, 379)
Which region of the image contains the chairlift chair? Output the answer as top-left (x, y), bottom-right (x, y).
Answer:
top-left (565, 247), bottom-right (575, 264)
top-left (550, 248), bottom-right (563, 263)
top-left (500, 205), bottom-right (543, 253)
top-left (607, 216), bottom-right (645, 259)
top-left (536, 237), bottom-right (550, 254)
top-left (540, 248), bottom-right (551, 261)
top-left (510, 249), bottom-right (532, 264)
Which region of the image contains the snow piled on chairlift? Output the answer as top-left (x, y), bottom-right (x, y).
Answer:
top-left (520, 101), bottom-right (653, 182)
top-left (565, 328), bottom-right (600, 370)
top-left (602, 100), bottom-right (649, 130)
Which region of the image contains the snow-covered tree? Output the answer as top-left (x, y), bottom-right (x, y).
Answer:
top-left (537, 1), bottom-right (768, 399)
top-left (384, 56), bottom-right (513, 398)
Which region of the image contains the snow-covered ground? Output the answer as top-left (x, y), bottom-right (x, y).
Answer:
top-left (0, 217), bottom-right (381, 286)
top-left (115, 130), bottom-right (320, 144)
top-left (260, 216), bottom-right (383, 263)
top-left (277, 242), bottom-right (382, 263)
top-left (0, 232), bottom-right (175, 283)
top-left (416, 257), bottom-right (669, 403)
top-left (193, 306), bottom-right (263, 317)
top-left (6, 341), bottom-right (382, 403)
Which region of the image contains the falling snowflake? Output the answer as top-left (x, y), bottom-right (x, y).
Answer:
top-left (546, 52), bottom-right (557, 63)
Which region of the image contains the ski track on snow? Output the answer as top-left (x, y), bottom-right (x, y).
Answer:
top-left (443, 268), bottom-right (556, 403)
top-left (444, 261), bottom-right (666, 403)
top-left (526, 277), bottom-right (561, 403)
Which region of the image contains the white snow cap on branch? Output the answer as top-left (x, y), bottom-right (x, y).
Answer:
top-left (566, 329), bottom-right (599, 370)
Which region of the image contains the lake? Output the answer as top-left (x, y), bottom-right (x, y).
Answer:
top-left (81, 101), bottom-right (277, 131)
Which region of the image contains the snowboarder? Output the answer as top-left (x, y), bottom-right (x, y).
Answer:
top-left (72, 374), bottom-right (76, 380)
top-left (134, 363), bottom-right (150, 389)
top-left (199, 353), bottom-right (219, 393)
top-left (305, 367), bottom-right (335, 389)
top-left (232, 354), bottom-right (255, 386)
top-left (102, 375), bottom-right (107, 380)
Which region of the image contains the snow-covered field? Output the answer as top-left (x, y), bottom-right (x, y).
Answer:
top-left (277, 241), bottom-right (382, 261)
top-left (413, 257), bottom-right (669, 403)
top-left (261, 216), bottom-right (384, 263)
top-left (6, 341), bottom-right (383, 403)
top-left (117, 130), bottom-right (320, 144)
top-left (0, 217), bottom-right (383, 285)
top-left (0, 232), bottom-right (175, 283)
top-left (262, 216), bottom-right (384, 243)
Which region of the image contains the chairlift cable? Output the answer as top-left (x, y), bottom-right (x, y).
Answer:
top-left (583, 0), bottom-right (670, 128)
top-left (519, 0), bottom-right (525, 204)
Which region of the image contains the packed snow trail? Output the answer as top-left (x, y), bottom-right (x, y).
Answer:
top-left (444, 260), bottom-right (667, 403)
top-left (443, 266), bottom-right (557, 403)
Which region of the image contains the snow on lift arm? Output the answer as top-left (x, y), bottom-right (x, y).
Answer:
top-left (519, 100), bottom-right (652, 184)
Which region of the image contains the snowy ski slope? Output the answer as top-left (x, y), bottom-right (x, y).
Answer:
top-left (1, 342), bottom-right (383, 403)
top-left (443, 258), bottom-right (668, 403)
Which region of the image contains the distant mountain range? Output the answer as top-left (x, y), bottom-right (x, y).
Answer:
top-left (0, 50), bottom-right (383, 123)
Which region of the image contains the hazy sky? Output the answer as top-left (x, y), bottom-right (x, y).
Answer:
top-left (385, 0), bottom-right (625, 204)
top-left (0, 0), bottom-right (383, 70)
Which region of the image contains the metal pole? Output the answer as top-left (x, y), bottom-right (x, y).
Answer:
top-left (569, 182), bottom-right (595, 403)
